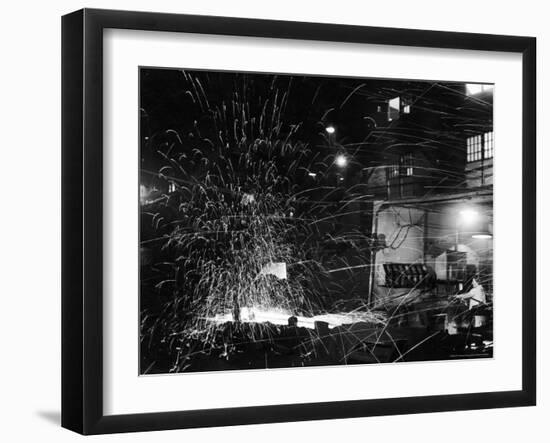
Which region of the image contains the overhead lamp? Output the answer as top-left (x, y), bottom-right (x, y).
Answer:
top-left (335, 154), bottom-right (347, 168)
top-left (459, 208), bottom-right (479, 225)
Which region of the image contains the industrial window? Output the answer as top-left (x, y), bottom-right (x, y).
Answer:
top-left (388, 97), bottom-right (400, 121)
top-left (389, 164), bottom-right (400, 178)
top-left (402, 97), bottom-right (412, 114)
top-left (388, 96), bottom-right (412, 121)
top-left (467, 131), bottom-right (493, 162)
top-left (484, 131), bottom-right (494, 159)
top-left (403, 153), bottom-right (414, 176)
top-left (467, 135), bottom-right (482, 162)
top-left (388, 154), bottom-right (415, 178)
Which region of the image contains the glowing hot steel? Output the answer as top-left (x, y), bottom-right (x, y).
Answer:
top-left (207, 306), bottom-right (386, 330)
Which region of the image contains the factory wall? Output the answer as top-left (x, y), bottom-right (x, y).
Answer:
top-left (465, 158), bottom-right (493, 188)
top-left (371, 199), bottom-right (492, 304)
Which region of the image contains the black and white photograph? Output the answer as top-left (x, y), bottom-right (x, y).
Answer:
top-left (139, 68), bottom-right (494, 374)
top-left (0, 0), bottom-right (544, 440)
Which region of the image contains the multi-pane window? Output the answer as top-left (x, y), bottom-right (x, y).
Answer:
top-left (168, 182), bottom-right (176, 193)
top-left (484, 131), bottom-right (494, 159)
top-left (467, 135), bottom-right (482, 162)
top-left (403, 153), bottom-right (414, 176)
top-left (388, 154), bottom-right (414, 179)
top-left (467, 131), bottom-right (493, 162)
top-left (389, 164), bottom-right (400, 178)
top-left (388, 96), bottom-right (412, 121)
top-left (387, 153), bottom-right (418, 199)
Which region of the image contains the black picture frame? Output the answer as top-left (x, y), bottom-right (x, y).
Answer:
top-left (62, 8), bottom-right (536, 435)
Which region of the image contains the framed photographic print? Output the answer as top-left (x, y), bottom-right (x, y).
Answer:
top-left (61, 8), bottom-right (536, 435)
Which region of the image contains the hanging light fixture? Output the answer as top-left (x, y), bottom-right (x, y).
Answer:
top-left (471, 215), bottom-right (493, 239)
top-left (456, 206), bottom-right (492, 240)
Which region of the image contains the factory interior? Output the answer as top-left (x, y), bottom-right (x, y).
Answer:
top-left (139, 69), bottom-right (494, 374)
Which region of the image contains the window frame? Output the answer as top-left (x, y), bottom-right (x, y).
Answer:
top-left (467, 131), bottom-right (494, 163)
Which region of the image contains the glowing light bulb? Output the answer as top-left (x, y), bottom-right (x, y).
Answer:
top-left (335, 154), bottom-right (347, 167)
top-left (459, 209), bottom-right (478, 225)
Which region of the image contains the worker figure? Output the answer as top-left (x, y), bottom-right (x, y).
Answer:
top-left (452, 277), bottom-right (487, 329)
top-left (455, 278), bottom-right (486, 309)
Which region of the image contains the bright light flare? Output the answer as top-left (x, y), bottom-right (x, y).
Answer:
top-left (259, 262), bottom-right (287, 280)
top-left (459, 208), bottom-right (478, 225)
top-left (335, 154), bottom-right (348, 168)
top-left (325, 126), bottom-right (335, 134)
